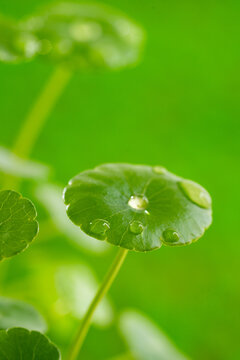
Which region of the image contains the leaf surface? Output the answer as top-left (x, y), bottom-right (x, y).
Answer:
top-left (0, 190), bottom-right (38, 260)
top-left (64, 163), bottom-right (212, 252)
top-left (0, 328), bottom-right (60, 360)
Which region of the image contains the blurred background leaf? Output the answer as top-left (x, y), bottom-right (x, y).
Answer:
top-left (0, 296), bottom-right (47, 331)
top-left (119, 310), bottom-right (189, 360)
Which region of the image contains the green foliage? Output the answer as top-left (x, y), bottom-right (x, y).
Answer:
top-left (64, 163), bottom-right (212, 252)
top-left (0, 328), bottom-right (60, 359)
top-left (0, 147), bottom-right (50, 181)
top-left (22, 2), bottom-right (145, 70)
top-left (0, 15), bottom-right (38, 63)
top-left (0, 297), bottom-right (46, 332)
top-left (119, 310), bottom-right (189, 360)
top-left (0, 190), bottom-right (38, 260)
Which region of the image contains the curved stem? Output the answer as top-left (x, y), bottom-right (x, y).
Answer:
top-left (13, 66), bottom-right (72, 159)
top-left (3, 66), bottom-right (72, 191)
top-left (68, 248), bottom-right (128, 360)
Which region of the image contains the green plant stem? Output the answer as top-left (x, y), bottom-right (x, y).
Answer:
top-left (13, 66), bottom-right (72, 158)
top-left (3, 66), bottom-right (72, 191)
top-left (68, 247), bottom-right (128, 360)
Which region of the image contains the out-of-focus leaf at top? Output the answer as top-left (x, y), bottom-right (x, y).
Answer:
top-left (64, 164), bottom-right (212, 252)
top-left (0, 147), bottom-right (50, 181)
top-left (35, 183), bottom-right (109, 254)
top-left (119, 310), bottom-right (189, 360)
top-left (0, 328), bottom-right (60, 360)
top-left (0, 190), bottom-right (38, 261)
top-left (0, 297), bottom-right (46, 332)
top-left (0, 15), bottom-right (39, 63)
top-left (22, 2), bottom-right (145, 70)
top-left (55, 264), bottom-right (113, 327)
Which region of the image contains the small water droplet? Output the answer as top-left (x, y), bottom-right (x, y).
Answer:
top-left (128, 195), bottom-right (148, 211)
top-left (153, 166), bottom-right (167, 175)
top-left (163, 229), bottom-right (180, 243)
top-left (90, 219), bottom-right (110, 236)
top-left (129, 220), bottom-right (144, 234)
top-left (179, 180), bottom-right (211, 209)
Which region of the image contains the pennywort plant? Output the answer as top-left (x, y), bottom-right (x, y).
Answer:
top-left (63, 163), bottom-right (212, 359)
top-left (0, 2), bottom-right (212, 359)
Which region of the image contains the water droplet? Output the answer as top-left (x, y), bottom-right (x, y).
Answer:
top-left (153, 166), bottom-right (167, 175)
top-left (90, 219), bottom-right (110, 236)
top-left (128, 195), bottom-right (148, 211)
top-left (163, 229), bottom-right (180, 243)
top-left (179, 180), bottom-right (211, 209)
top-left (129, 220), bottom-right (144, 234)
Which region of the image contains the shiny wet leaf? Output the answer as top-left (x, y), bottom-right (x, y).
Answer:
top-left (64, 163), bottom-right (212, 252)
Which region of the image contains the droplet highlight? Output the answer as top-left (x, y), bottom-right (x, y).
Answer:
top-left (128, 195), bottom-right (148, 211)
top-left (162, 229), bottom-right (180, 243)
top-left (90, 219), bottom-right (110, 236)
top-left (179, 180), bottom-right (211, 209)
top-left (153, 166), bottom-right (167, 175)
top-left (129, 220), bottom-right (144, 234)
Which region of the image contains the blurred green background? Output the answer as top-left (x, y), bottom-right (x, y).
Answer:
top-left (0, 0), bottom-right (240, 359)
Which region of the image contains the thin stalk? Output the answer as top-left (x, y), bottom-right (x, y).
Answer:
top-left (68, 247), bottom-right (128, 360)
top-left (3, 66), bottom-right (72, 190)
top-left (13, 65), bottom-right (72, 159)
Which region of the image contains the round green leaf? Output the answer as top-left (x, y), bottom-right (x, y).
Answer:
top-left (64, 164), bottom-right (212, 252)
top-left (0, 190), bottom-right (39, 260)
top-left (0, 297), bottom-right (46, 332)
top-left (22, 2), bottom-right (145, 70)
top-left (0, 328), bottom-right (60, 359)
top-left (0, 15), bottom-right (39, 63)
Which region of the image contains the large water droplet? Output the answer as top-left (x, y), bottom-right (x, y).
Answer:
top-left (179, 180), bottom-right (211, 209)
top-left (129, 220), bottom-right (144, 234)
top-left (128, 195), bottom-right (148, 211)
top-left (162, 229), bottom-right (180, 243)
top-left (90, 219), bottom-right (110, 236)
top-left (153, 166), bottom-right (167, 175)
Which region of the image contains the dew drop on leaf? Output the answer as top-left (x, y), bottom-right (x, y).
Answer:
top-left (128, 195), bottom-right (148, 211)
top-left (162, 229), bottom-right (180, 244)
top-left (129, 220), bottom-right (144, 234)
top-left (153, 166), bottom-right (167, 175)
top-left (90, 219), bottom-right (110, 236)
top-left (179, 180), bottom-right (211, 209)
